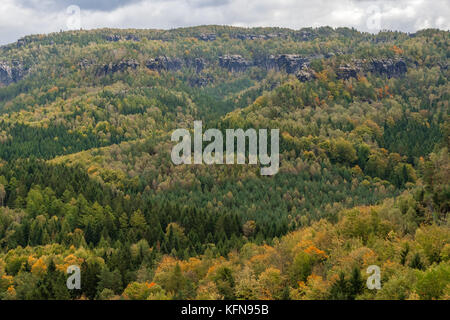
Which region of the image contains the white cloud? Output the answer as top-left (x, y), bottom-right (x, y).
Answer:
top-left (0, 0), bottom-right (448, 45)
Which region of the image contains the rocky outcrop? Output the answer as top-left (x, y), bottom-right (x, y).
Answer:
top-left (95, 56), bottom-right (204, 75)
top-left (235, 34), bottom-right (262, 40)
top-left (219, 55), bottom-right (251, 72)
top-left (105, 34), bottom-right (140, 42)
top-left (295, 30), bottom-right (315, 41)
top-left (218, 53), bottom-right (316, 74)
top-left (266, 54), bottom-right (310, 74)
top-left (145, 56), bottom-right (182, 72)
top-left (336, 63), bottom-right (362, 80)
top-left (232, 33), bottom-right (285, 41)
top-left (78, 58), bottom-right (95, 69)
top-left (266, 33), bottom-right (284, 40)
top-left (437, 62), bottom-right (448, 71)
top-left (235, 33), bottom-right (281, 40)
top-left (97, 59), bottom-right (139, 76)
top-left (105, 34), bottom-right (121, 42)
top-left (296, 66), bottom-right (316, 82)
top-left (324, 51), bottom-right (343, 58)
top-left (144, 57), bottom-right (203, 73)
top-left (198, 33), bottom-right (217, 41)
top-left (186, 58), bottom-right (205, 73)
top-left (17, 38), bottom-right (27, 48)
top-left (369, 58), bottom-right (407, 78)
top-left (0, 61), bottom-right (25, 86)
top-left (125, 34), bottom-right (140, 41)
top-left (335, 58), bottom-right (407, 80)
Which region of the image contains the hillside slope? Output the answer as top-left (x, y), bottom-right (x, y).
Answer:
top-left (0, 26), bottom-right (448, 300)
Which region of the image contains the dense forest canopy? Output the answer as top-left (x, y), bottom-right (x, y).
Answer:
top-left (0, 26), bottom-right (448, 300)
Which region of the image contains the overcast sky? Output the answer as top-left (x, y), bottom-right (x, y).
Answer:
top-left (0, 0), bottom-right (448, 45)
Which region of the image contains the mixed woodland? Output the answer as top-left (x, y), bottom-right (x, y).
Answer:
top-left (0, 26), bottom-right (448, 300)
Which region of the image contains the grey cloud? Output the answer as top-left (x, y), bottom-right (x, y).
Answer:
top-left (0, 0), bottom-right (448, 46)
top-left (14, 0), bottom-right (145, 12)
top-left (186, 0), bottom-right (231, 8)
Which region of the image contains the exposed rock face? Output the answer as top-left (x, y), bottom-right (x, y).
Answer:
top-left (17, 38), bottom-right (27, 48)
top-left (219, 55), bottom-right (251, 72)
top-left (233, 33), bottom-right (284, 40)
top-left (235, 34), bottom-right (261, 40)
top-left (105, 34), bottom-right (121, 42)
top-left (296, 30), bottom-right (315, 41)
top-left (296, 67), bottom-right (315, 82)
top-left (105, 34), bottom-right (140, 42)
top-left (266, 54), bottom-right (310, 74)
top-left (437, 62), bottom-right (448, 71)
top-left (183, 58), bottom-right (205, 72)
top-left (198, 33), bottom-right (217, 41)
top-left (95, 56), bottom-right (202, 75)
top-left (125, 34), bottom-right (140, 41)
top-left (145, 56), bottom-right (182, 72)
top-left (78, 58), bottom-right (95, 69)
top-left (266, 33), bottom-right (284, 39)
top-left (336, 58), bottom-right (407, 80)
top-left (336, 63), bottom-right (362, 80)
top-left (324, 51), bottom-right (344, 58)
top-left (0, 61), bottom-right (25, 86)
top-left (188, 58), bottom-right (205, 73)
top-left (97, 59), bottom-right (139, 76)
top-left (369, 59), bottom-right (407, 78)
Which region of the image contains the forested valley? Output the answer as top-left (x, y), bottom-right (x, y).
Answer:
top-left (0, 26), bottom-right (448, 300)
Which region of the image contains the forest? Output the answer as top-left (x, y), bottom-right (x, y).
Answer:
top-left (0, 26), bottom-right (448, 300)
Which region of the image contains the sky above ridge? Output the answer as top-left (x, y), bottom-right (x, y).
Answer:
top-left (0, 0), bottom-right (448, 45)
